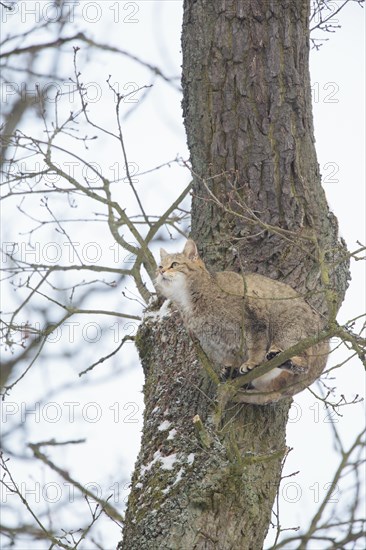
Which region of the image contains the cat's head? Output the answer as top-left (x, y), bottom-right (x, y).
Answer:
top-left (155, 239), bottom-right (207, 301)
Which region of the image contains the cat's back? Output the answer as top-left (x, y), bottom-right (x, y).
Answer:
top-left (213, 270), bottom-right (299, 300)
top-left (212, 270), bottom-right (320, 333)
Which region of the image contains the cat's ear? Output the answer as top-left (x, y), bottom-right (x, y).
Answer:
top-left (183, 239), bottom-right (199, 260)
top-left (160, 248), bottom-right (169, 260)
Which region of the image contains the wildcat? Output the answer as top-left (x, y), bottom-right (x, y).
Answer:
top-left (155, 239), bottom-right (329, 404)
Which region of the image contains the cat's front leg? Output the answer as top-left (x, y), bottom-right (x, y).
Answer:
top-left (242, 329), bottom-right (269, 374)
top-left (238, 345), bottom-right (268, 374)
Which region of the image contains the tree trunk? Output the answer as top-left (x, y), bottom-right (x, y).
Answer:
top-left (183, 0), bottom-right (348, 316)
top-left (120, 1), bottom-right (349, 548)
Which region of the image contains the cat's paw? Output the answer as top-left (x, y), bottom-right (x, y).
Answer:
top-left (279, 361), bottom-right (307, 375)
top-left (238, 362), bottom-right (256, 374)
top-left (266, 349), bottom-right (307, 374)
top-left (266, 348), bottom-right (283, 361)
top-left (220, 366), bottom-right (240, 381)
top-left (220, 366), bottom-right (255, 389)
top-left (282, 355), bottom-right (308, 374)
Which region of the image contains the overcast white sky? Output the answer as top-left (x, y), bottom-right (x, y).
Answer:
top-left (1, 2), bottom-right (365, 549)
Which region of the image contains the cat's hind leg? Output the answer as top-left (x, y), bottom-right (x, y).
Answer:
top-left (266, 348), bottom-right (308, 374)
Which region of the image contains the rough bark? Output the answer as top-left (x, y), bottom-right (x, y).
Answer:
top-left (183, 0), bottom-right (349, 317)
top-left (120, 1), bottom-right (349, 549)
top-left (121, 311), bottom-right (289, 550)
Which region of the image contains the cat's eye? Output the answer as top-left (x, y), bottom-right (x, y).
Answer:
top-left (170, 262), bottom-right (179, 268)
top-left (158, 265), bottom-right (163, 270)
